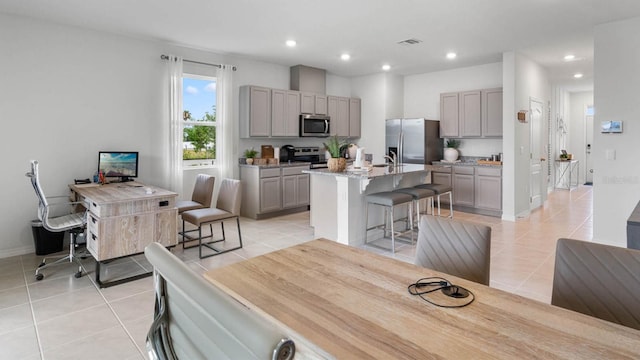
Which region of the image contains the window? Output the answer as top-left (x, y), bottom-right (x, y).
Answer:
top-left (182, 74), bottom-right (216, 167)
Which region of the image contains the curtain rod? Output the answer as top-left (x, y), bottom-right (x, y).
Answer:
top-left (160, 54), bottom-right (237, 71)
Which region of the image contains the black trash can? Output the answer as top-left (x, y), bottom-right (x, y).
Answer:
top-left (31, 220), bottom-right (64, 255)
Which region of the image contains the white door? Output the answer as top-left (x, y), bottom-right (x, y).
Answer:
top-left (530, 98), bottom-right (544, 210)
top-left (585, 109), bottom-right (594, 184)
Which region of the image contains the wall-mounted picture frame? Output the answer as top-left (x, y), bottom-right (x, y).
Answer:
top-left (601, 120), bottom-right (623, 133)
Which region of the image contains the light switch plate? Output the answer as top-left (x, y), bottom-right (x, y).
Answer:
top-left (606, 149), bottom-right (616, 160)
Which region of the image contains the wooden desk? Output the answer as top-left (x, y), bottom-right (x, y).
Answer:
top-left (204, 239), bottom-right (640, 359)
top-left (71, 182), bottom-right (178, 286)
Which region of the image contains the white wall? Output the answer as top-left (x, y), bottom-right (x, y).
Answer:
top-left (502, 52), bottom-right (551, 220)
top-left (568, 91), bottom-right (593, 185)
top-left (593, 16), bottom-right (640, 247)
top-left (0, 13), bottom-right (352, 257)
top-left (403, 62), bottom-right (503, 157)
top-left (351, 74), bottom-right (387, 163)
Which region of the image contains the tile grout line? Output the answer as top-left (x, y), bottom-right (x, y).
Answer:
top-left (21, 255), bottom-right (44, 360)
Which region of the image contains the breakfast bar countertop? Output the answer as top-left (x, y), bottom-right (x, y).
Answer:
top-left (303, 163), bottom-right (443, 179)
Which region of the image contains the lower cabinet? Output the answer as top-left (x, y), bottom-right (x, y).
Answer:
top-left (453, 167), bottom-right (475, 207)
top-left (241, 165), bottom-right (310, 219)
top-left (474, 167), bottom-right (502, 211)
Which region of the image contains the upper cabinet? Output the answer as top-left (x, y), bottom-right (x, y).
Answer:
top-left (440, 87), bottom-right (503, 138)
top-left (301, 93), bottom-right (327, 115)
top-left (241, 84), bottom-right (361, 138)
top-left (271, 89), bottom-right (300, 137)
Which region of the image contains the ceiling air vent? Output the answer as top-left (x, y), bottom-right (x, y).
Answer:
top-left (397, 38), bottom-right (422, 46)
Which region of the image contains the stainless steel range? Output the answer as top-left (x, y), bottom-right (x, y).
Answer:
top-left (292, 147), bottom-right (327, 169)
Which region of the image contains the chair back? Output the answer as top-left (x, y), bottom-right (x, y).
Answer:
top-left (25, 160), bottom-right (49, 223)
top-left (144, 242), bottom-right (294, 360)
top-left (552, 238), bottom-right (640, 330)
top-left (415, 216), bottom-right (491, 285)
top-left (216, 179), bottom-right (242, 215)
top-left (191, 174), bottom-right (215, 208)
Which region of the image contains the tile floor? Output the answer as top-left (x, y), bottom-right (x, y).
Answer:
top-left (0, 186), bottom-right (593, 359)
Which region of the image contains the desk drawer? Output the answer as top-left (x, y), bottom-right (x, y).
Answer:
top-left (89, 196), bottom-right (176, 217)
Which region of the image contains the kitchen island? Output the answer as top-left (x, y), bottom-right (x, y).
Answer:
top-left (303, 164), bottom-right (445, 246)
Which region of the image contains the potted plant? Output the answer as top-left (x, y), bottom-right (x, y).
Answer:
top-left (323, 135), bottom-right (347, 172)
top-left (444, 139), bottom-right (461, 162)
top-left (244, 148), bottom-right (258, 165)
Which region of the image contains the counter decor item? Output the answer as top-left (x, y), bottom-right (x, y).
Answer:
top-left (323, 135), bottom-right (347, 172)
top-left (244, 148), bottom-right (258, 165)
top-left (444, 139), bottom-right (461, 162)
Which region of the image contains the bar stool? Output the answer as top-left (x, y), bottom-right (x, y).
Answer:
top-left (392, 187), bottom-right (436, 230)
top-left (364, 191), bottom-right (414, 253)
top-left (414, 183), bottom-right (453, 218)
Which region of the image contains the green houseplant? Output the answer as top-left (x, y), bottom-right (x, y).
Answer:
top-left (444, 139), bottom-right (460, 162)
top-left (244, 148), bottom-right (258, 165)
top-left (323, 135), bottom-right (347, 172)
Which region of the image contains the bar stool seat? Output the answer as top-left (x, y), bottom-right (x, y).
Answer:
top-left (414, 183), bottom-right (453, 217)
top-left (365, 191), bottom-right (414, 253)
top-left (393, 187), bottom-right (436, 228)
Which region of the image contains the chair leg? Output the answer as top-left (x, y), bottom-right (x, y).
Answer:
top-left (390, 206), bottom-right (396, 254)
top-left (35, 230), bottom-right (85, 281)
top-left (448, 192), bottom-right (453, 218)
top-left (437, 195), bottom-right (442, 217)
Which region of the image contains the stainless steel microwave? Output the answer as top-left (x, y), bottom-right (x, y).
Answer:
top-left (300, 114), bottom-right (330, 137)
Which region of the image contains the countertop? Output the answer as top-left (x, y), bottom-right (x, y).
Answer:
top-left (303, 164), bottom-right (440, 179)
top-left (238, 161), bottom-right (311, 169)
top-left (432, 160), bottom-right (502, 168)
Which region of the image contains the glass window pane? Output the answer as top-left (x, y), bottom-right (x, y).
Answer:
top-left (183, 125), bottom-right (216, 160)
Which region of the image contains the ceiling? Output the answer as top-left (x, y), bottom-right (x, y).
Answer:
top-left (3, 0), bottom-right (640, 92)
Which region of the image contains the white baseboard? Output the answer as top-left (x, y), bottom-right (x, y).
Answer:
top-left (0, 246), bottom-right (35, 259)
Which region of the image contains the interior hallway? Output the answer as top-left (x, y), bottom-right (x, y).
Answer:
top-left (0, 186), bottom-right (593, 359)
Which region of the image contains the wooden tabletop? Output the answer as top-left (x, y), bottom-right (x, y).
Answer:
top-left (204, 239), bottom-right (640, 359)
top-left (70, 182), bottom-right (177, 203)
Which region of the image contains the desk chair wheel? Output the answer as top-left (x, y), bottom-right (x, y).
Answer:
top-left (74, 271), bottom-right (82, 278)
top-left (36, 273), bottom-right (44, 281)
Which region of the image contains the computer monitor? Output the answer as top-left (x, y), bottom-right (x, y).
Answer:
top-left (98, 151), bottom-right (139, 182)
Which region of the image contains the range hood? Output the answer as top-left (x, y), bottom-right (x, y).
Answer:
top-left (290, 65), bottom-right (326, 94)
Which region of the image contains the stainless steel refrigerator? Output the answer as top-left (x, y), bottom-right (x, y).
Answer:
top-left (385, 118), bottom-right (443, 164)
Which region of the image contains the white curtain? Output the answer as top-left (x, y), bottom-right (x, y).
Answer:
top-left (216, 65), bottom-right (235, 180)
top-left (167, 55), bottom-right (184, 193)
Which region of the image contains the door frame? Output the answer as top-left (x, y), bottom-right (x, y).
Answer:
top-left (530, 97), bottom-right (544, 210)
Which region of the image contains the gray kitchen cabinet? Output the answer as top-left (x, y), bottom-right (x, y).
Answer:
top-left (240, 85), bottom-right (271, 137)
top-left (475, 167), bottom-right (502, 211)
top-left (271, 89), bottom-right (300, 137)
top-left (482, 88), bottom-right (503, 137)
top-left (440, 88), bottom-right (503, 138)
top-left (459, 90), bottom-right (481, 137)
top-left (301, 93), bottom-right (327, 115)
top-left (328, 96), bottom-right (350, 136)
top-left (240, 165), bottom-right (309, 219)
top-left (440, 92), bottom-right (459, 137)
top-left (349, 98), bottom-right (361, 138)
top-left (282, 166), bottom-right (310, 208)
top-left (453, 166), bottom-right (475, 206)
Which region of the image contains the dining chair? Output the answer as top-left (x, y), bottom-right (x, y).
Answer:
top-left (26, 160), bottom-right (88, 281)
top-left (415, 215), bottom-right (491, 285)
top-left (177, 174), bottom-right (215, 248)
top-left (181, 179), bottom-right (243, 258)
top-left (145, 242), bottom-right (295, 360)
top-left (552, 238), bottom-right (640, 330)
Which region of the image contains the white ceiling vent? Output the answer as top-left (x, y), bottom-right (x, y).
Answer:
top-left (397, 38), bottom-right (422, 46)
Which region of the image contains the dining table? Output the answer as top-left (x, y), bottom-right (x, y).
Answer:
top-left (203, 238), bottom-right (640, 359)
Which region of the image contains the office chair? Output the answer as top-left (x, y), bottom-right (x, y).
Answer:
top-left (552, 238), bottom-right (640, 330)
top-left (26, 160), bottom-right (88, 281)
top-left (177, 174), bottom-right (215, 249)
top-left (145, 242), bottom-right (295, 360)
top-left (415, 215), bottom-right (491, 285)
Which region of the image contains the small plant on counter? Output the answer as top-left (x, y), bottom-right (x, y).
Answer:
top-left (323, 135), bottom-right (347, 158)
top-left (445, 139), bottom-right (461, 148)
top-left (244, 148), bottom-right (258, 158)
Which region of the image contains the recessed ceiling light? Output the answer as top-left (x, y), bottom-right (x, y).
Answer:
top-left (285, 40), bottom-right (296, 47)
top-left (341, 53), bottom-right (351, 61)
top-left (446, 52), bottom-right (457, 60)
top-left (574, 73), bottom-right (584, 79)
top-left (564, 54), bottom-right (576, 61)
top-left (382, 64), bottom-right (391, 71)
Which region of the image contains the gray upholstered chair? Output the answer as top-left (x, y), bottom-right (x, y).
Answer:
top-left (144, 242), bottom-right (295, 360)
top-left (181, 179), bottom-right (243, 258)
top-left (415, 215), bottom-right (491, 285)
top-left (552, 238), bottom-right (640, 330)
top-left (26, 160), bottom-right (88, 281)
top-left (177, 174), bottom-right (215, 213)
